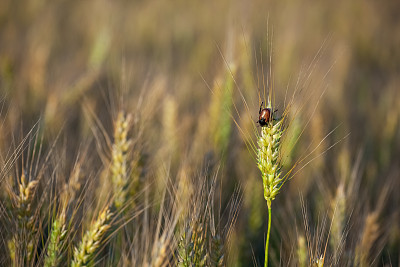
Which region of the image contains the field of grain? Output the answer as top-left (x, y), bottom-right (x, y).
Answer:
top-left (0, 0), bottom-right (399, 266)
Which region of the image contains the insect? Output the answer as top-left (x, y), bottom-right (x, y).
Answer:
top-left (257, 102), bottom-right (277, 127)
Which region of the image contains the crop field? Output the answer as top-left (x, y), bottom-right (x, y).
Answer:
top-left (0, 0), bottom-right (399, 266)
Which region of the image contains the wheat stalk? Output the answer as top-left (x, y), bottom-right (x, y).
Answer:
top-left (257, 101), bottom-right (285, 267)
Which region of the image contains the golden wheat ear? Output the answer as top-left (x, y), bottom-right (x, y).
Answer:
top-left (111, 111), bottom-right (132, 210)
top-left (8, 172), bottom-right (39, 265)
top-left (71, 207), bottom-right (113, 267)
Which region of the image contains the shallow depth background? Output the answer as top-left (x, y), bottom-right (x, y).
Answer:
top-left (0, 0), bottom-right (399, 266)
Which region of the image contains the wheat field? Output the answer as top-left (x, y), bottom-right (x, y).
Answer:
top-left (0, 0), bottom-right (399, 266)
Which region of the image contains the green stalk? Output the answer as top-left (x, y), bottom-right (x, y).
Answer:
top-left (265, 200), bottom-right (272, 267)
top-left (257, 100), bottom-right (285, 267)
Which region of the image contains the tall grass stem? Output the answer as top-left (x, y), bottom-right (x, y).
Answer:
top-left (265, 201), bottom-right (271, 267)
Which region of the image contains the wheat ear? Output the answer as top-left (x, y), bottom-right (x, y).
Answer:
top-left (111, 111), bottom-right (132, 209)
top-left (44, 204), bottom-right (68, 267)
top-left (177, 220), bottom-right (207, 266)
top-left (297, 234), bottom-right (307, 267)
top-left (71, 207), bottom-right (113, 267)
top-left (257, 102), bottom-right (284, 267)
top-left (210, 234), bottom-right (224, 267)
top-left (8, 173), bottom-right (39, 264)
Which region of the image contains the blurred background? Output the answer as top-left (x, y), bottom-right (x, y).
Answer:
top-left (0, 0), bottom-right (399, 266)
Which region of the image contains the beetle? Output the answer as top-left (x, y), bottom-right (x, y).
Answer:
top-left (257, 102), bottom-right (277, 127)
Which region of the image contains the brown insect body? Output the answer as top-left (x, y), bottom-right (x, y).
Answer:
top-left (258, 108), bottom-right (271, 127)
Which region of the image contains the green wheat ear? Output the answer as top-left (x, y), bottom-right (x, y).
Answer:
top-left (256, 100), bottom-right (285, 267)
top-left (44, 209), bottom-right (67, 267)
top-left (257, 119), bottom-right (283, 206)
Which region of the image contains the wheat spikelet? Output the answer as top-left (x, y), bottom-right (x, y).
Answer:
top-left (329, 183), bottom-right (346, 260)
top-left (191, 222), bottom-right (207, 266)
top-left (257, 118), bottom-right (283, 206)
top-left (111, 111), bottom-right (132, 209)
top-left (71, 207), bottom-right (113, 267)
top-left (8, 172), bottom-right (39, 264)
top-left (297, 235), bottom-right (307, 267)
top-left (354, 212), bottom-right (379, 267)
top-left (44, 204), bottom-right (68, 267)
top-left (177, 220), bottom-right (207, 267)
top-left (256, 99), bottom-right (286, 267)
top-left (313, 256), bottom-right (324, 267)
top-left (151, 244), bottom-right (167, 267)
top-left (210, 234), bottom-right (224, 267)
top-left (177, 231), bottom-right (189, 266)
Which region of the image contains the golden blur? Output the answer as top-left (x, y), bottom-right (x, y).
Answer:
top-left (0, 0), bottom-right (399, 266)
